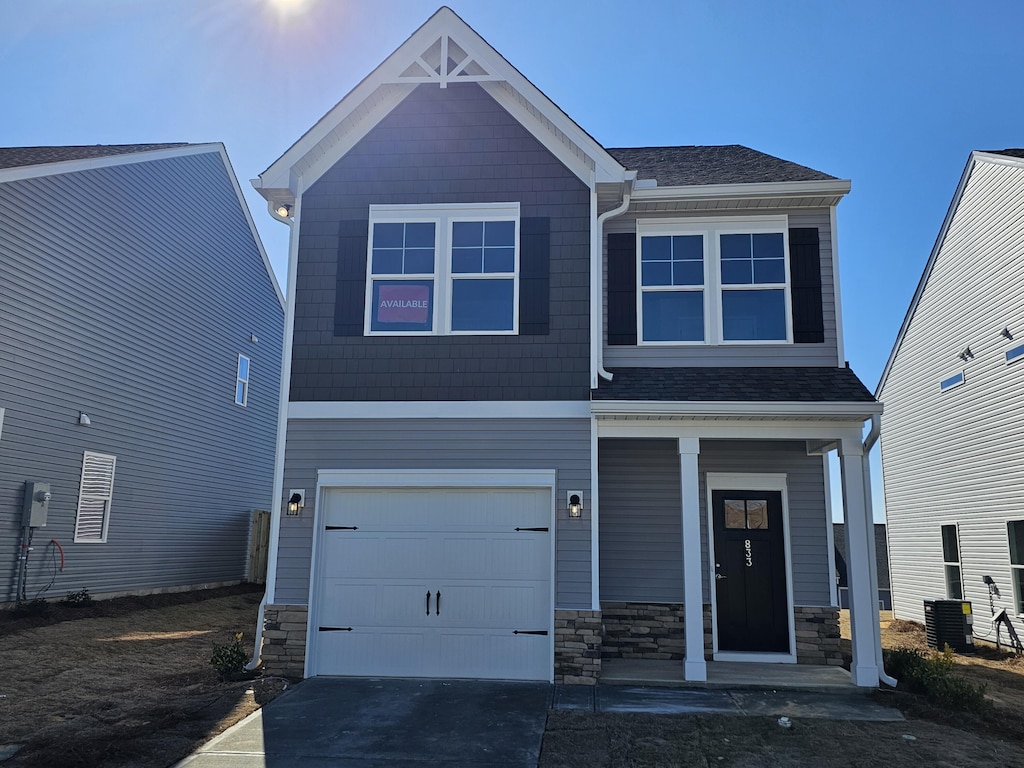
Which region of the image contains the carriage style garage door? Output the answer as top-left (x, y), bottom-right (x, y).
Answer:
top-left (311, 485), bottom-right (553, 681)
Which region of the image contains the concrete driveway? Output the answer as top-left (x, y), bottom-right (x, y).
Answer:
top-left (175, 677), bottom-right (551, 767)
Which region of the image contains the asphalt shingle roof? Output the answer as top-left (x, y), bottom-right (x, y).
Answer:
top-left (985, 149), bottom-right (1024, 159)
top-left (605, 145), bottom-right (837, 187)
top-left (594, 366), bottom-right (875, 403)
top-left (0, 144), bottom-right (190, 170)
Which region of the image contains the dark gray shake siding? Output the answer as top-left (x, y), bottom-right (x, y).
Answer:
top-left (277, 418), bottom-right (591, 607)
top-left (0, 152), bottom-right (284, 600)
top-left (290, 82), bottom-right (591, 402)
top-left (599, 439), bottom-right (831, 606)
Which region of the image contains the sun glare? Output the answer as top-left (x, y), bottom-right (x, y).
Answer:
top-left (267, 0), bottom-right (313, 21)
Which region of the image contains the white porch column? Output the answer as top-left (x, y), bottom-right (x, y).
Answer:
top-left (839, 436), bottom-right (880, 687)
top-left (679, 437), bottom-right (706, 682)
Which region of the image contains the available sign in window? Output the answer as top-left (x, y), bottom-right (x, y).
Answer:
top-left (371, 280), bottom-right (434, 332)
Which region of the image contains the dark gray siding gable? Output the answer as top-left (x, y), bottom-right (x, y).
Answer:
top-left (0, 151), bottom-right (284, 600)
top-left (291, 82), bottom-right (591, 402)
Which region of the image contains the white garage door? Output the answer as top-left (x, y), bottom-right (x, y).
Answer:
top-left (311, 486), bottom-right (552, 681)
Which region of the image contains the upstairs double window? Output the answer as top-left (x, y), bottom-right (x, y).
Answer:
top-left (366, 203), bottom-right (519, 335)
top-left (637, 218), bottom-right (793, 345)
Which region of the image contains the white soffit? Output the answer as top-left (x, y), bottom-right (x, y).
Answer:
top-left (254, 7), bottom-right (626, 199)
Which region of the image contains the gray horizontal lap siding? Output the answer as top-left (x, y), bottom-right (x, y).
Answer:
top-left (880, 159), bottom-right (1024, 635)
top-left (291, 82), bottom-right (591, 402)
top-left (0, 152), bottom-right (284, 601)
top-left (278, 418), bottom-right (591, 608)
top-left (603, 209), bottom-right (839, 367)
top-left (598, 439), bottom-right (830, 606)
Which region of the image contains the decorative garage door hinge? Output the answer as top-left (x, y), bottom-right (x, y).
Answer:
top-left (318, 626), bottom-right (354, 632)
top-left (326, 525), bottom-right (358, 530)
top-left (513, 630), bottom-right (549, 635)
top-left (514, 527), bottom-right (549, 532)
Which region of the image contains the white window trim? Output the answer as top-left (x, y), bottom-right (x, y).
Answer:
top-left (940, 370), bottom-right (965, 392)
top-left (364, 202), bottom-right (520, 336)
top-left (636, 215), bottom-right (793, 346)
top-left (235, 354), bottom-right (250, 407)
top-left (941, 523), bottom-right (963, 600)
top-left (74, 451), bottom-right (116, 543)
top-left (1008, 521), bottom-right (1024, 616)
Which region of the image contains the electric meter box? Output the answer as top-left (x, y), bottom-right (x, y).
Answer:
top-left (23, 481), bottom-right (51, 527)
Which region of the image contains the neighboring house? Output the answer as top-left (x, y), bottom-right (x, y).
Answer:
top-left (0, 143), bottom-right (285, 603)
top-left (834, 523), bottom-right (891, 610)
top-left (252, 7), bottom-right (884, 687)
top-left (878, 149), bottom-right (1024, 640)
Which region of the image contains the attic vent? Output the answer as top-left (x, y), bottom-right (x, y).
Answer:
top-left (394, 34), bottom-right (500, 88)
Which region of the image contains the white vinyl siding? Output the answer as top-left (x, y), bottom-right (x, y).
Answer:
top-left (74, 452), bottom-right (116, 543)
top-left (880, 157), bottom-right (1024, 633)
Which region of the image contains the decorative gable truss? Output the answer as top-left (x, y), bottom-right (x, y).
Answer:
top-left (395, 33), bottom-right (498, 88)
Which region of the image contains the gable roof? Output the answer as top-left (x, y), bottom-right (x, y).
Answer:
top-left (0, 143), bottom-right (284, 309)
top-left (0, 144), bottom-right (189, 170)
top-left (606, 145), bottom-right (837, 187)
top-left (876, 150), bottom-right (1024, 396)
top-left (253, 6), bottom-right (629, 205)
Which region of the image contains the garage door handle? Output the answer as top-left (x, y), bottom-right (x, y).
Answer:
top-left (436, 590), bottom-right (441, 616)
top-left (319, 626), bottom-right (353, 632)
top-left (513, 630), bottom-right (549, 636)
top-left (326, 526), bottom-right (358, 531)
top-left (515, 527), bottom-right (549, 532)
top-left (426, 591), bottom-right (431, 615)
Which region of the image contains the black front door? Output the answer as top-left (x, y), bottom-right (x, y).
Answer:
top-left (712, 490), bottom-right (789, 653)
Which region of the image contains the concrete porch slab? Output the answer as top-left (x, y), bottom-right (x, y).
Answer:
top-left (600, 659), bottom-right (858, 693)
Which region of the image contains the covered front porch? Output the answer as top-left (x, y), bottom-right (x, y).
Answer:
top-left (589, 396), bottom-right (884, 688)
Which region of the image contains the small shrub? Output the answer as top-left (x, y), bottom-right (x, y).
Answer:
top-left (211, 632), bottom-right (249, 679)
top-left (884, 645), bottom-right (990, 711)
top-left (63, 588), bottom-right (94, 606)
top-left (887, 618), bottom-right (924, 633)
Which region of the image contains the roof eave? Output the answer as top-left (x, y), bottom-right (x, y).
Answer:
top-left (0, 143), bottom-right (219, 184)
top-left (631, 178), bottom-right (851, 204)
top-left (591, 400), bottom-right (882, 418)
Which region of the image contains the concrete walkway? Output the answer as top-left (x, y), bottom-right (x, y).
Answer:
top-left (554, 684), bottom-right (904, 721)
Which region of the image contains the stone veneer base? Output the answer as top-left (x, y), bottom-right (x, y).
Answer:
top-left (261, 604), bottom-right (308, 679)
top-left (794, 606), bottom-right (844, 665)
top-left (554, 610), bottom-right (601, 684)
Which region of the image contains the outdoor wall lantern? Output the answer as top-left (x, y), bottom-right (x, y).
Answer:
top-left (287, 490), bottom-right (304, 516)
top-left (276, 204), bottom-right (293, 218)
top-left (567, 491), bottom-right (584, 519)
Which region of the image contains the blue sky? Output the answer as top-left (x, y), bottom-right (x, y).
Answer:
top-left (4, 0), bottom-right (1022, 519)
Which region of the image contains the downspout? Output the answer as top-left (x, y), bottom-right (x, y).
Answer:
top-left (593, 176), bottom-right (635, 385)
top-left (862, 414), bottom-right (896, 687)
top-left (246, 196), bottom-right (298, 671)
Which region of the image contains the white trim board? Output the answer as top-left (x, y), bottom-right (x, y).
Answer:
top-left (591, 401), bottom-right (883, 418)
top-left (289, 401), bottom-right (592, 419)
top-left (705, 472), bottom-right (797, 664)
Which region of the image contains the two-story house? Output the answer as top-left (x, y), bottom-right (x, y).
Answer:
top-left (1, 143), bottom-right (284, 603)
top-left (250, 7), bottom-right (884, 687)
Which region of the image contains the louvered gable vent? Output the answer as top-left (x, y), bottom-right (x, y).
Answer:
top-left (74, 452), bottom-right (116, 543)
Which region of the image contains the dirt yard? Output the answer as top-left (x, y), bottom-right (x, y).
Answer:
top-left (0, 585), bottom-right (285, 768)
top-left (8, 594), bottom-right (1024, 768)
top-left (540, 612), bottom-right (1024, 767)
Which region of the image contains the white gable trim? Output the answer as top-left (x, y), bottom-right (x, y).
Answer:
top-left (0, 144), bottom-right (219, 184)
top-left (0, 143), bottom-right (284, 309)
top-left (254, 7), bottom-right (627, 198)
top-left (874, 151), bottom-right (1024, 396)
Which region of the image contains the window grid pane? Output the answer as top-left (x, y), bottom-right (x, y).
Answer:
top-left (372, 222), bottom-right (436, 275)
top-left (641, 235), bottom-right (703, 287)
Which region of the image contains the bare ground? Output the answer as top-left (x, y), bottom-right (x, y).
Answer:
top-left (540, 611), bottom-right (1024, 767)
top-left (8, 593), bottom-right (1024, 767)
top-left (0, 585), bottom-right (287, 768)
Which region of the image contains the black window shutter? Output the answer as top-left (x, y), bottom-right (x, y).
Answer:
top-left (607, 232), bottom-right (637, 345)
top-left (789, 227), bottom-right (824, 344)
top-left (334, 219), bottom-right (369, 337)
top-left (519, 216), bottom-right (550, 335)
